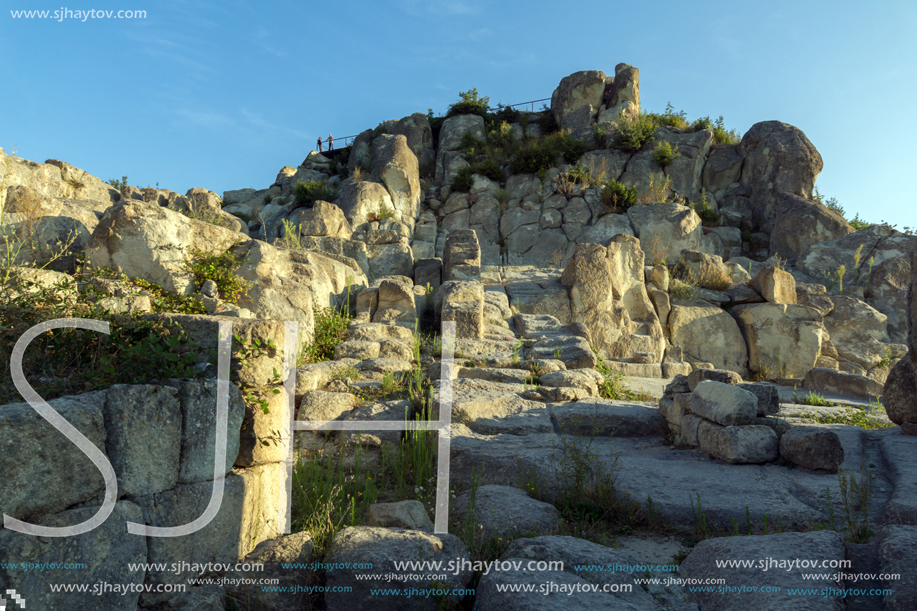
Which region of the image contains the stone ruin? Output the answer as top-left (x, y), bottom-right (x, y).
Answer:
top-left (2, 64), bottom-right (917, 610)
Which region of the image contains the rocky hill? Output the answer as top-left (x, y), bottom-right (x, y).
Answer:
top-left (1, 64), bottom-right (916, 611)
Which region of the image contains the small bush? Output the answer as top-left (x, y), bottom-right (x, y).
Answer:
top-left (712, 116), bottom-right (741, 145)
top-left (691, 116), bottom-right (714, 131)
top-left (366, 202), bottom-right (396, 222)
top-left (509, 132), bottom-right (585, 175)
top-left (473, 158), bottom-right (503, 182)
top-left (510, 142), bottom-right (556, 174)
top-left (644, 103), bottom-right (689, 130)
top-left (447, 87), bottom-right (490, 119)
top-left (300, 304), bottom-right (352, 364)
top-left (611, 113), bottom-right (657, 152)
top-left (293, 180), bottom-right (338, 206)
top-left (668, 278), bottom-right (697, 299)
top-left (185, 247), bottom-right (252, 304)
top-left (688, 190), bottom-right (721, 227)
top-left (601, 179), bottom-right (638, 210)
top-left (451, 166), bottom-right (475, 192)
top-left (652, 140), bottom-right (680, 167)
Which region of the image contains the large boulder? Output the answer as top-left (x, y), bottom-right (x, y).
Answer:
top-left (797, 225), bottom-right (915, 336)
top-left (392, 112), bottom-right (435, 174)
top-left (435, 114), bottom-right (486, 185)
top-left (346, 128), bottom-right (373, 172)
top-left (297, 200), bottom-right (353, 239)
top-left (1, 185), bottom-right (107, 269)
top-left (823, 295), bottom-right (903, 371)
top-left (231, 239), bottom-right (367, 351)
top-left (620, 127), bottom-right (712, 200)
top-left (86, 200), bottom-right (250, 296)
top-left (702, 144), bottom-right (744, 201)
top-left (370, 134), bottom-right (421, 230)
top-left (551, 70), bottom-right (606, 130)
top-left (443, 228), bottom-right (481, 282)
top-left (668, 304), bottom-right (749, 376)
top-left (681, 530), bottom-right (847, 610)
top-left (561, 237), bottom-right (665, 361)
top-left (769, 192), bottom-right (853, 258)
top-left (0, 150), bottom-right (118, 208)
top-left (627, 203), bottom-right (703, 265)
top-left (738, 121), bottom-right (824, 233)
top-left (325, 527), bottom-right (472, 611)
top-left (731, 303), bottom-right (825, 379)
top-left (599, 62), bottom-right (640, 123)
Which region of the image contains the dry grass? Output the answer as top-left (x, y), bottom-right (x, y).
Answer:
top-left (637, 172), bottom-right (672, 204)
top-left (646, 234), bottom-right (670, 267)
top-left (690, 259), bottom-right (733, 291)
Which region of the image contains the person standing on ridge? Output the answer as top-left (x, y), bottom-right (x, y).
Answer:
top-left (317, 136), bottom-right (323, 152)
top-left (328, 134), bottom-right (334, 151)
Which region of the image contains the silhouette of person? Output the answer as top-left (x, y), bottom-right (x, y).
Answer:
top-left (328, 134), bottom-right (334, 151)
top-left (317, 137), bottom-right (323, 152)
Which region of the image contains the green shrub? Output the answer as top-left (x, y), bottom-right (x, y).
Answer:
top-left (652, 140), bottom-right (680, 167)
top-left (691, 116), bottom-right (714, 131)
top-left (293, 180), bottom-right (338, 206)
top-left (460, 131), bottom-right (485, 155)
top-left (509, 132), bottom-right (586, 175)
top-left (451, 166), bottom-right (474, 192)
top-left (372, 123), bottom-right (389, 139)
top-left (538, 106), bottom-right (559, 133)
top-left (447, 87), bottom-right (490, 119)
top-left (473, 158), bottom-right (503, 182)
top-left (688, 190), bottom-right (721, 227)
top-left (510, 141), bottom-right (557, 174)
top-left (644, 103), bottom-right (689, 130)
top-left (611, 113), bottom-right (657, 152)
top-left (601, 179), bottom-right (638, 210)
top-left (184, 247), bottom-right (252, 304)
top-left (712, 116), bottom-right (742, 145)
top-left (301, 304), bottom-right (352, 364)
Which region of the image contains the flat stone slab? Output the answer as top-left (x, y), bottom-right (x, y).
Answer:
top-left (680, 530), bottom-right (847, 611)
top-left (879, 430), bottom-right (917, 524)
top-left (453, 485), bottom-right (560, 539)
top-left (474, 536), bottom-right (684, 611)
top-left (550, 400), bottom-right (663, 437)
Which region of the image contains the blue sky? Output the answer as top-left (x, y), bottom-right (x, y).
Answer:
top-left (3, 0), bottom-right (915, 230)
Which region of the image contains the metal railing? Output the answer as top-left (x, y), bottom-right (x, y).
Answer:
top-left (497, 97), bottom-right (552, 113)
top-left (316, 96), bottom-right (552, 152)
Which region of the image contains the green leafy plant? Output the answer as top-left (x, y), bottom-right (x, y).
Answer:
top-left (688, 189), bottom-right (721, 226)
top-left (277, 219), bottom-right (303, 250)
top-left (300, 303), bottom-right (352, 364)
top-left (447, 87), bottom-right (490, 119)
top-left (712, 116), bottom-right (741, 145)
top-left (652, 140), bottom-right (680, 167)
top-left (366, 202), bottom-right (396, 222)
top-left (293, 180), bottom-right (338, 206)
top-left (450, 166), bottom-right (475, 192)
top-left (792, 388), bottom-right (837, 407)
top-left (184, 247), bottom-right (252, 304)
top-left (838, 464), bottom-right (873, 543)
top-left (107, 175), bottom-right (129, 191)
top-left (611, 112), bottom-right (657, 152)
top-left (601, 179), bottom-right (638, 210)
